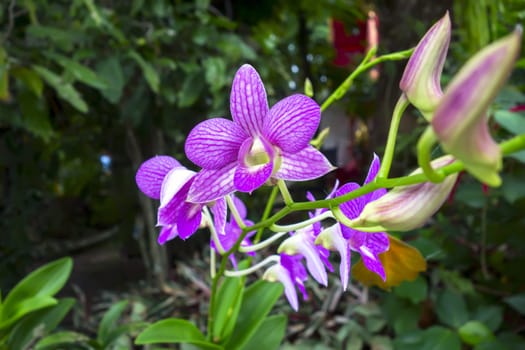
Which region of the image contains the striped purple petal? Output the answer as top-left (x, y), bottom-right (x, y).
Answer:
top-left (263, 94), bottom-right (320, 153)
top-left (176, 202), bottom-right (203, 239)
top-left (210, 197), bottom-right (227, 236)
top-left (185, 118), bottom-right (248, 169)
top-left (358, 232), bottom-right (389, 281)
top-left (158, 225), bottom-right (178, 245)
top-left (187, 163), bottom-right (237, 203)
top-left (274, 146), bottom-right (334, 181)
top-left (230, 64), bottom-right (269, 136)
top-left (135, 156), bottom-right (182, 199)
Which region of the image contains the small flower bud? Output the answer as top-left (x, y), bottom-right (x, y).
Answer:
top-left (400, 12), bottom-right (451, 120)
top-left (352, 156), bottom-right (458, 231)
top-left (432, 28), bottom-right (522, 187)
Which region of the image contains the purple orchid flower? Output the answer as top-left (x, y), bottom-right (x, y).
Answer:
top-left (210, 195), bottom-right (256, 269)
top-left (263, 254), bottom-right (308, 312)
top-left (184, 64), bottom-right (334, 203)
top-left (316, 154), bottom-right (389, 290)
top-left (135, 155), bottom-right (226, 244)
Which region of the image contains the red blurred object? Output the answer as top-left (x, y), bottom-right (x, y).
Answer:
top-left (510, 104), bottom-right (525, 112)
top-left (330, 19), bottom-right (367, 66)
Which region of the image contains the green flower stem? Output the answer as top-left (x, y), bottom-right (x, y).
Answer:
top-left (320, 47), bottom-right (414, 112)
top-left (378, 94), bottom-right (409, 179)
top-left (253, 186), bottom-right (279, 244)
top-left (417, 126), bottom-right (445, 183)
top-left (224, 255), bottom-right (280, 277)
top-left (270, 210), bottom-right (334, 233)
top-left (204, 207), bottom-right (225, 254)
top-left (239, 231), bottom-right (289, 253)
top-left (277, 179), bottom-right (294, 206)
top-left (226, 194), bottom-right (246, 229)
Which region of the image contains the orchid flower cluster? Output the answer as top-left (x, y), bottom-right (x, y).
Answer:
top-left (135, 13), bottom-right (523, 312)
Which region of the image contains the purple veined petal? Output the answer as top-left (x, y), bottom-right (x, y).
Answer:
top-left (233, 162), bottom-right (273, 193)
top-left (187, 163), bottom-right (237, 203)
top-left (263, 263), bottom-right (299, 311)
top-left (336, 183), bottom-right (365, 219)
top-left (185, 118), bottom-right (248, 170)
top-left (158, 180), bottom-right (191, 226)
top-left (320, 224), bottom-right (351, 291)
top-left (135, 156), bottom-right (182, 199)
top-left (281, 254), bottom-right (308, 301)
top-left (363, 153), bottom-right (381, 185)
top-left (210, 197), bottom-right (227, 236)
top-left (176, 202), bottom-right (203, 239)
top-left (158, 225), bottom-right (178, 245)
top-left (358, 233), bottom-right (389, 281)
top-left (263, 94), bottom-right (321, 153)
top-left (159, 168), bottom-right (196, 208)
top-left (274, 146), bottom-right (335, 181)
top-left (346, 229), bottom-right (367, 249)
top-left (230, 64), bottom-right (269, 136)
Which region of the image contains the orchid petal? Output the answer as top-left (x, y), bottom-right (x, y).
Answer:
top-left (159, 168), bottom-right (195, 208)
top-left (158, 180), bottom-right (192, 226)
top-left (264, 94), bottom-right (321, 153)
top-left (210, 197), bottom-right (227, 236)
top-left (135, 156), bottom-right (182, 199)
top-left (176, 202), bottom-right (203, 239)
top-left (336, 183), bottom-right (364, 219)
top-left (274, 146), bottom-right (335, 181)
top-left (315, 224), bottom-right (351, 291)
top-left (232, 195), bottom-right (247, 219)
top-left (158, 225), bottom-right (178, 245)
top-left (230, 64), bottom-right (269, 136)
top-left (234, 162), bottom-right (273, 193)
top-left (363, 153), bottom-right (381, 184)
top-left (263, 264), bottom-right (299, 311)
top-left (185, 118), bottom-right (248, 169)
top-left (187, 163), bottom-right (237, 203)
top-left (358, 233), bottom-right (389, 281)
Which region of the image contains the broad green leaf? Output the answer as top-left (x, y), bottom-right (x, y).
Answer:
top-left (128, 51), bottom-right (159, 93)
top-left (33, 65), bottom-right (88, 113)
top-left (420, 326), bottom-right (461, 350)
top-left (135, 318), bottom-right (222, 349)
top-left (435, 290), bottom-right (469, 328)
top-left (224, 280), bottom-right (283, 350)
top-left (44, 52), bottom-right (108, 90)
top-left (25, 25), bottom-right (85, 51)
top-left (504, 293), bottom-right (525, 315)
top-left (394, 276), bottom-right (428, 304)
top-left (0, 257), bottom-right (72, 329)
top-left (103, 321), bottom-right (149, 348)
top-left (501, 174), bottom-right (525, 203)
top-left (177, 72), bottom-right (205, 108)
top-left (97, 300), bottom-right (128, 345)
top-left (11, 67), bottom-right (44, 97)
top-left (203, 57), bottom-right (226, 92)
top-left (509, 150), bottom-right (525, 163)
top-left (240, 315), bottom-right (287, 350)
top-left (494, 110), bottom-right (525, 135)
top-left (0, 296), bottom-right (57, 330)
top-left (382, 295), bottom-right (420, 334)
top-left (96, 56), bottom-right (125, 103)
top-left (458, 320), bottom-right (494, 346)
top-left (8, 298), bottom-right (75, 350)
top-left (0, 49), bottom-right (10, 101)
top-left (212, 276), bottom-right (244, 342)
top-left (472, 305), bottom-right (503, 332)
top-left (17, 88), bottom-right (54, 140)
top-left (35, 331), bottom-right (90, 349)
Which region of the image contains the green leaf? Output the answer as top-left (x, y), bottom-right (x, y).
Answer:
top-left (97, 300), bottom-right (128, 345)
top-left (435, 290), bottom-right (469, 328)
top-left (33, 65), bottom-right (88, 113)
top-left (421, 326), bottom-right (461, 350)
top-left (96, 56), bottom-right (125, 103)
top-left (11, 67), bottom-right (44, 97)
top-left (135, 318), bottom-right (222, 349)
top-left (224, 281), bottom-right (283, 350)
top-left (128, 51), bottom-right (160, 93)
top-left (212, 276), bottom-right (244, 342)
top-left (458, 320), bottom-right (494, 346)
top-left (509, 150), bottom-right (525, 163)
top-left (394, 276), bottom-right (428, 304)
top-left (494, 110), bottom-right (525, 135)
top-left (501, 174), bottom-right (525, 203)
top-left (7, 298), bottom-right (75, 350)
top-left (103, 321), bottom-right (149, 347)
top-left (177, 72), bottom-right (205, 107)
top-left (17, 88), bottom-right (54, 140)
top-left (240, 315), bottom-right (287, 350)
top-left (472, 305), bottom-right (503, 332)
top-left (203, 57), bottom-right (226, 92)
top-left (44, 52), bottom-right (108, 90)
top-left (504, 293), bottom-right (525, 315)
top-left (35, 331), bottom-right (90, 349)
top-left (0, 257), bottom-right (72, 330)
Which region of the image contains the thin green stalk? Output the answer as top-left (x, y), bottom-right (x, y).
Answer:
top-left (321, 47), bottom-right (414, 112)
top-left (253, 186), bottom-right (279, 244)
top-left (378, 94), bottom-right (409, 179)
top-left (277, 179), bottom-right (293, 206)
top-left (226, 195), bottom-right (245, 229)
top-left (417, 127), bottom-right (445, 183)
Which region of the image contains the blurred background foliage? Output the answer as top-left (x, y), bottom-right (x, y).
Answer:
top-left (1, 0), bottom-right (525, 349)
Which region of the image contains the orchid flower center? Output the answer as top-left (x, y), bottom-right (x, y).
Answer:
top-left (245, 138), bottom-right (270, 167)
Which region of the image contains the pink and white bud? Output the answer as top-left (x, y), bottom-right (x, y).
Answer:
top-left (400, 12), bottom-right (451, 120)
top-left (352, 156), bottom-right (458, 231)
top-left (432, 28), bottom-right (522, 187)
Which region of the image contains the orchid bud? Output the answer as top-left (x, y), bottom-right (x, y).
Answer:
top-left (351, 156), bottom-right (458, 231)
top-left (431, 28), bottom-right (522, 187)
top-left (400, 12), bottom-right (451, 120)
